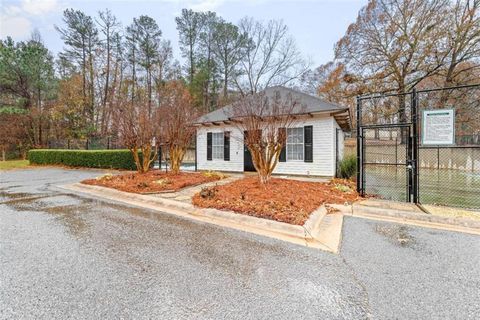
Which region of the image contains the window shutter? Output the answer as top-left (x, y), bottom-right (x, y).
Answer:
top-left (304, 126), bottom-right (313, 162)
top-left (207, 132), bottom-right (212, 161)
top-left (224, 131), bottom-right (230, 161)
top-left (279, 127), bottom-right (286, 162)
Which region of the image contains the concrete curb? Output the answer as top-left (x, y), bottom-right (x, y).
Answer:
top-left (58, 183), bottom-right (341, 252)
top-left (347, 203), bottom-right (480, 235)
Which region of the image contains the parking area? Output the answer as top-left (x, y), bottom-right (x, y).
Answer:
top-left (1, 168), bottom-right (479, 319)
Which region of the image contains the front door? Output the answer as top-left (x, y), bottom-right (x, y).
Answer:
top-left (244, 131), bottom-right (256, 172)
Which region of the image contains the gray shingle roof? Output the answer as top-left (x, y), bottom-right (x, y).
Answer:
top-left (195, 86), bottom-right (348, 124)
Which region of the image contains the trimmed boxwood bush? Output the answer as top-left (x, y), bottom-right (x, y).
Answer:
top-left (28, 149), bottom-right (147, 170)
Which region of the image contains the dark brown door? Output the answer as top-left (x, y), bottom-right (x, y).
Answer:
top-left (244, 131), bottom-right (256, 172)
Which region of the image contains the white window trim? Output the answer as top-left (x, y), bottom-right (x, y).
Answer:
top-left (212, 132), bottom-right (224, 160)
top-left (286, 127), bottom-right (304, 161)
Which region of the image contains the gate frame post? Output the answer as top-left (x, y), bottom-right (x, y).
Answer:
top-left (356, 96), bottom-right (362, 195)
top-left (411, 89), bottom-right (419, 203)
top-left (194, 129), bottom-right (198, 172)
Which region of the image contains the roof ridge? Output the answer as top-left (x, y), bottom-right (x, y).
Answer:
top-left (265, 86), bottom-right (343, 109)
top-left (194, 86), bottom-right (348, 125)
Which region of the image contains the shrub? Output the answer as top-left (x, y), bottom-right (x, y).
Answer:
top-left (199, 186), bottom-right (217, 199)
top-left (27, 149), bottom-right (149, 170)
top-left (96, 173), bottom-right (114, 181)
top-left (201, 170), bottom-right (228, 180)
top-left (338, 154), bottom-right (357, 179)
top-left (333, 183), bottom-right (353, 193)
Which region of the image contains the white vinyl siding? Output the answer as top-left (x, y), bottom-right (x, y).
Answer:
top-left (287, 127), bottom-right (304, 161)
top-left (212, 132), bottom-right (224, 159)
top-left (197, 128), bottom-right (244, 172)
top-left (196, 114), bottom-right (343, 177)
top-left (273, 116), bottom-right (336, 176)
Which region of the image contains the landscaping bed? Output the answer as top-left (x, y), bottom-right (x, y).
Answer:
top-left (82, 170), bottom-right (225, 194)
top-left (192, 177), bottom-right (360, 225)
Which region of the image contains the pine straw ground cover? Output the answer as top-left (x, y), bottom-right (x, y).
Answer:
top-left (192, 177), bottom-right (360, 225)
top-left (82, 170), bottom-right (225, 194)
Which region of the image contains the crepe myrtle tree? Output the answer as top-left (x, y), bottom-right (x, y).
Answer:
top-left (229, 91), bottom-right (303, 184)
top-left (159, 81), bottom-right (198, 174)
top-left (115, 91), bottom-right (159, 173)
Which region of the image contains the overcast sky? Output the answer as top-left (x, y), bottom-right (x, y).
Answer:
top-left (0, 0), bottom-right (366, 67)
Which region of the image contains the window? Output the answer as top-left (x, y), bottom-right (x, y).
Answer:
top-left (287, 127), bottom-right (304, 161)
top-left (212, 132), bottom-right (224, 159)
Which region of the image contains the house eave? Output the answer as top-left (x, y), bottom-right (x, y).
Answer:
top-left (194, 109), bottom-right (347, 127)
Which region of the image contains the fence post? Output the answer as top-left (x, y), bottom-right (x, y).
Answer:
top-left (158, 145), bottom-right (162, 170)
top-left (356, 96), bottom-right (362, 195)
top-left (194, 130), bottom-right (198, 172)
top-left (86, 139), bottom-right (89, 150)
top-left (107, 137), bottom-right (110, 150)
top-left (411, 89), bottom-right (419, 203)
top-left (437, 146), bottom-right (440, 170)
top-left (472, 148), bottom-right (475, 172)
top-left (395, 139), bottom-right (398, 164)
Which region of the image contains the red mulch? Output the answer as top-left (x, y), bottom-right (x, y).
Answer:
top-left (192, 177), bottom-right (360, 225)
top-left (82, 170), bottom-right (222, 194)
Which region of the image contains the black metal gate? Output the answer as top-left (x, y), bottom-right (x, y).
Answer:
top-left (357, 84), bottom-right (480, 210)
top-left (360, 125), bottom-right (413, 202)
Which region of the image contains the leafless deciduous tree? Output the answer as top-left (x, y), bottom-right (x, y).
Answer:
top-left (0, 112), bottom-right (27, 161)
top-left (335, 0), bottom-right (449, 96)
top-left (159, 81), bottom-right (198, 174)
top-left (335, 0), bottom-right (450, 130)
top-left (438, 0), bottom-right (480, 86)
top-left (235, 18), bottom-right (309, 95)
top-left (115, 92), bottom-right (159, 173)
top-left (229, 90), bottom-right (303, 184)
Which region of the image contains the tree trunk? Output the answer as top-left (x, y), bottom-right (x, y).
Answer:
top-left (89, 52), bottom-right (95, 126)
top-left (142, 144), bottom-right (151, 173)
top-left (103, 32), bottom-right (111, 131)
top-left (189, 43), bottom-right (195, 85)
top-left (169, 145), bottom-right (185, 174)
top-left (147, 69), bottom-right (152, 116)
top-left (130, 147), bottom-right (142, 173)
top-left (82, 43), bottom-right (87, 116)
top-left (223, 66), bottom-right (228, 99)
top-left (137, 144), bottom-right (156, 174)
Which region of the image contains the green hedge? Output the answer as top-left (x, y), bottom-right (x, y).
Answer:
top-left (338, 154), bottom-right (357, 179)
top-left (27, 149), bottom-right (146, 170)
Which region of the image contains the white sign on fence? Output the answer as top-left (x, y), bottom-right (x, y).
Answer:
top-left (422, 109), bottom-right (455, 145)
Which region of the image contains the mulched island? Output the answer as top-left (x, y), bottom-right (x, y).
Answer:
top-left (82, 170), bottom-right (225, 194)
top-left (192, 177), bottom-right (360, 225)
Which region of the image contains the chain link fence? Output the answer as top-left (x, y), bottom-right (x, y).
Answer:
top-left (47, 137), bottom-right (124, 150)
top-left (357, 84), bottom-right (480, 211)
top-left (416, 85), bottom-right (480, 209)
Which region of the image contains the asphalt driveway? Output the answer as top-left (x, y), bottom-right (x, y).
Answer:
top-left (1, 168), bottom-right (479, 319)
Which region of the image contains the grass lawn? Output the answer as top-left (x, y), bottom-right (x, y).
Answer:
top-left (0, 160), bottom-right (30, 170)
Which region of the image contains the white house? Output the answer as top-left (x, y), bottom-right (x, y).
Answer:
top-left (194, 86), bottom-right (350, 177)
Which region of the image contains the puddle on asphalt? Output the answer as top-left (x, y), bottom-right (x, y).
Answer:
top-left (1, 188), bottom-right (295, 281)
top-left (1, 191), bottom-right (92, 236)
top-left (374, 224), bottom-right (415, 247)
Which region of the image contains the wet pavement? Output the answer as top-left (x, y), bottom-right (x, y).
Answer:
top-left (1, 168), bottom-right (479, 319)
